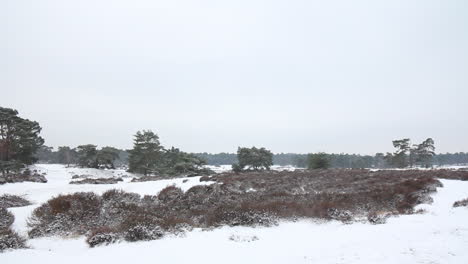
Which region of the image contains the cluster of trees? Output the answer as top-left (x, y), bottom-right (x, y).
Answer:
top-left (128, 130), bottom-right (210, 176)
top-left (197, 139), bottom-right (467, 169)
top-left (383, 138), bottom-right (436, 168)
top-left (231, 147), bottom-right (273, 172)
top-left (0, 107), bottom-right (44, 175)
top-left (36, 145), bottom-right (128, 168)
top-left (2, 106), bottom-right (467, 176)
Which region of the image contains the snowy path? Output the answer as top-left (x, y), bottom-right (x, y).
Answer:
top-left (1, 165), bottom-right (468, 264)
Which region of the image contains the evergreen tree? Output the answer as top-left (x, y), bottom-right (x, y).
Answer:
top-left (161, 147), bottom-right (207, 174)
top-left (128, 130), bottom-right (163, 175)
top-left (391, 138), bottom-right (411, 168)
top-left (97, 146), bottom-right (120, 169)
top-left (308, 153), bottom-right (330, 169)
top-left (0, 107), bottom-right (44, 174)
top-left (413, 138), bottom-right (435, 168)
top-left (57, 146), bottom-right (77, 166)
top-left (234, 146), bottom-right (273, 171)
top-left (76, 144), bottom-right (98, 168)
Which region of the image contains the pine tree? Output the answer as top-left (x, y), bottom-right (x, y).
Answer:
top-left (76, 144), bottom-right (98, 168)
top-left (0, 107), bottom-right (44, 175)
top-left (128, 130), bottom-right (163, 175)
top-left (413, 138), bottom-right (435, 168)
top-left (392, 138), bottom-right (411, 168)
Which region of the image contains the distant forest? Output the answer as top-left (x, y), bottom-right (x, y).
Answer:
top-left (36, 148), bottom-right (468, 169)
top-left (194, 152), bottom-right (468, 168)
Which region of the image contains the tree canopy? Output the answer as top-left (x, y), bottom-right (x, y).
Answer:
top-left (233, 146), bottom-right (273, 171)
top-left (0, 107), bottom-right (44, 174)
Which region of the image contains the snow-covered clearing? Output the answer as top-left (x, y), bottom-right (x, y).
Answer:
top-left (1, 164), bottom-right (468, 263)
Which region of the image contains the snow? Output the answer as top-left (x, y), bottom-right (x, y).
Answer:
top-left (1, 164), bottom-right (468, 263)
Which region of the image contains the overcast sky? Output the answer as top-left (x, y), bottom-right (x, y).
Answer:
top-left (1, 0), bottom-right (467, 154)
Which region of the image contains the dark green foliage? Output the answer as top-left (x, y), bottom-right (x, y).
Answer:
top-left (56, 146), bottom-right (77, 166)
top-left (413, 138), bottom-right (435, 168)
top-left (391, 138), bottom-right (411, 168)
top-left (128, 130), bottom-right (210, 176)
top-left (76, 145), bottom-right (120, 169)
top-left (236, 147), bottom-right (273, 171)
top-left (193, 152), bottom-right (237, 166)
top-left (386, 138), bottom-right (436, 168)
top-left (308, 153), bottom-right (331, 169)
top-left (0, 107), bottom-right (44, 175)
top-left (97, 147), bottom-right (120, 169)
top-left (35, 146), bottom-right (56, 164)
top-left (76, 144), bottom-right (99, 168)
top-left (128, 130), bottom-right (163, 175)
top-left (161, 147), bottom-right (207, 175)
top-left (231, 163), bottom-right (242, 173)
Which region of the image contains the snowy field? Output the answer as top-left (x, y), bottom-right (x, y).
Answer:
top-left (1, 164), bottom-right (468, 263)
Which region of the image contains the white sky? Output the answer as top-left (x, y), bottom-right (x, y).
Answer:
top-left (1, 0), bottom-right (467, 154)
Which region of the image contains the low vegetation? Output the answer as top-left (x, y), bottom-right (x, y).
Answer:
top-left (435, 170), bottom-right (468, 181)
top-left (0, 169), bottom-right (47, 185)
top-left (0, 208), bottom-right (27, 252)
top-left (0, 195), bottom-right (31, 208)
top-left (70, 177), bottom-right (123, 185)
top-left (27, 169), bottom-right (447, 248)
top-left (453, 198), bottom-right (468, 208)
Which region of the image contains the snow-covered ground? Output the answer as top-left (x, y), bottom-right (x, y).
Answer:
top-left (1, 164), bottom-right (468, 263)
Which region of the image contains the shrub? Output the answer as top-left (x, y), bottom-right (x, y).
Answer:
top-left (0, 208), bottom-right (14, 230)
top-left (453, 198), bottom-right (468, 208)
top-left (28, 169), bottom-right (448, 248)
top-left (0, 208), bottom-right (27, 252)
top-left (0, 195), bottom-right (31, 208)
top-left (124, 225), bottom-right (163, 242)
top-left (0, 228), bottom-right (27, 252)
top-left (86, 227), bottom-right (120, 248)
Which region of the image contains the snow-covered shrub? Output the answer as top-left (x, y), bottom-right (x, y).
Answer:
top-left (157, 186), bottom-right (184, 202)
top-left (367, 211), bottom-right (391, 224)
top-left (124, 225), bottom-right (163, 242)
top-left (86, 227), bottom-right (120, 248)
top-left (0, 208), bottom-right (27, 252)
top-left (0, 228), bottom-right (27, 252)
top-left (28, 169), bottom-right (448, 248)
top-left (69, 178), bottom-right (123, 184)
top-left (0, 208), bottom-right (14, 230)
top-left (0, 194), bottom-right (31, 208)
top-left (453, 198), bottom-right (468, 208)
top-left (28, 192), bottom-right (102, 237)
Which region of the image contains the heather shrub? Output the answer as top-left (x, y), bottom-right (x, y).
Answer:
top-left (29, 169), bottom-right (448, 248)
top-left (0, 208), bottom-right (14, 230)
top-left (86, 227), bottom-right (120, 248)
top-left (0, 229), bottom-right (27, 252)
top-left (453, 198), bottom-right (468, 208)
top-left (0, 195), bottom-right (31, 208)
top-left (0, 208), bottom-right (27, 252)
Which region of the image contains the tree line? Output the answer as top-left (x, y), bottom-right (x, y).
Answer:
top-left (1, 106), bottom-right (468, 176)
